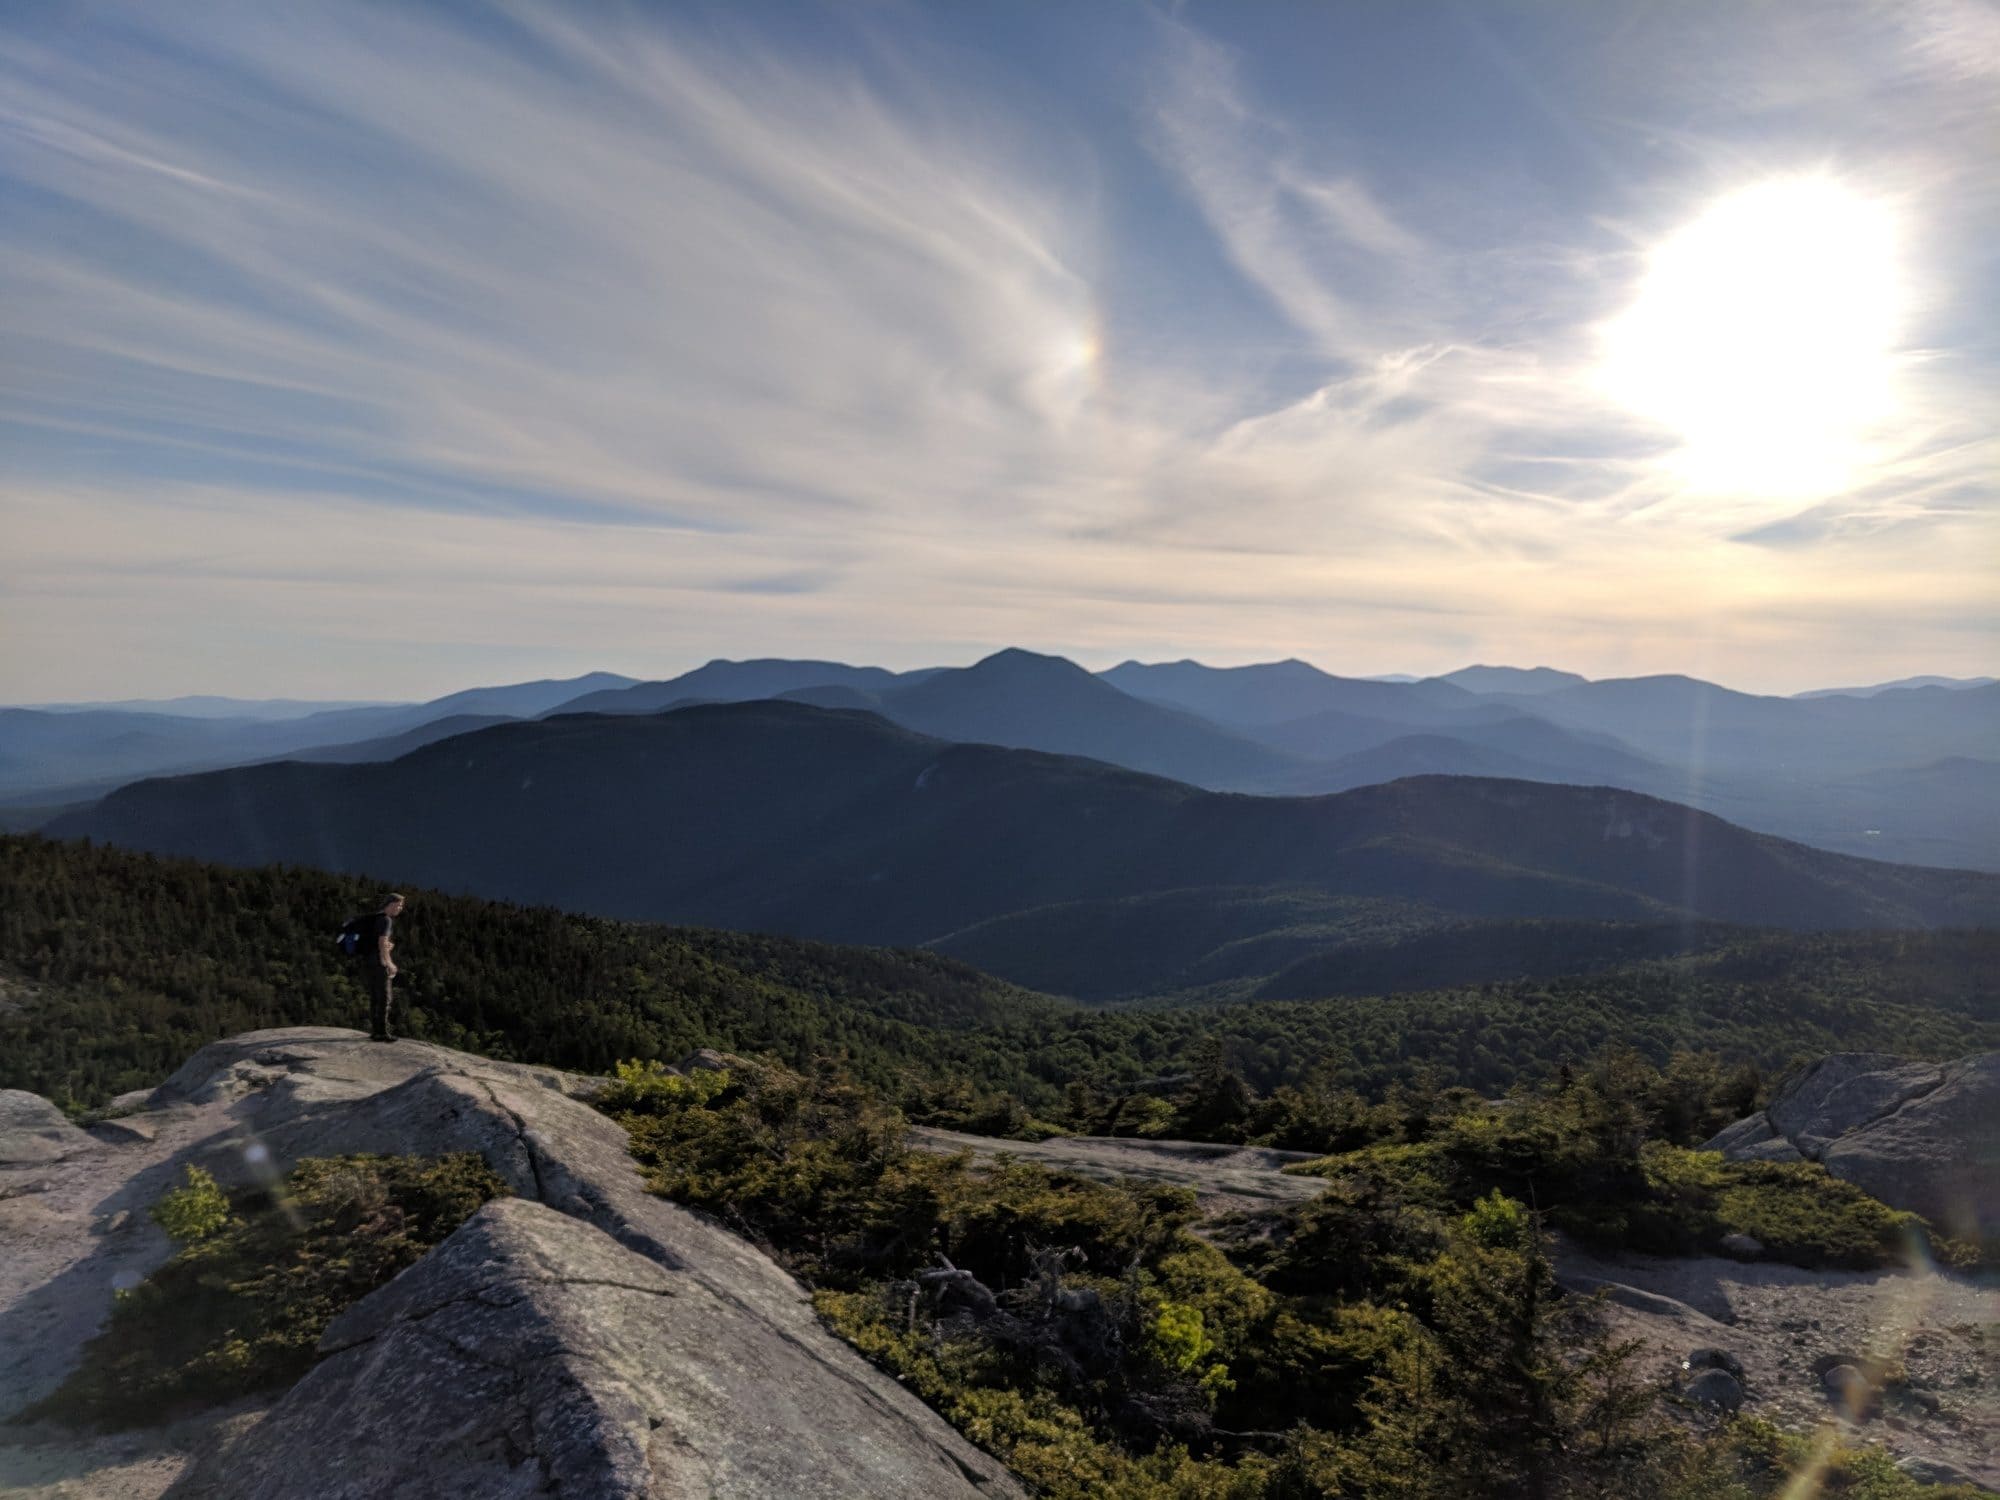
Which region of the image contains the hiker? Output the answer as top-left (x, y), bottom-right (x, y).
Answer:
top-left (356, 893), bottom-right (405, 1041)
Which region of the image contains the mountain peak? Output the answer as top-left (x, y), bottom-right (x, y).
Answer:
top-left (966, 648), bottom-right (1089, 679)
top-left (1435, 665), bottom-right (1589, 696)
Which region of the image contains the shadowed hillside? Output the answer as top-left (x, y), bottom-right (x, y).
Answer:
top-left (45, 701), bottom-right (2000, 996)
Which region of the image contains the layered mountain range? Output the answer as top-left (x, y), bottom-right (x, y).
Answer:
top-left (48, 697), bottom-right (1999, 1000)
top-left (10, 650), bottom-right (1996, 870)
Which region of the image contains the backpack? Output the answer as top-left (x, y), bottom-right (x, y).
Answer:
top-left (335, 915), bottom-right (370, 958)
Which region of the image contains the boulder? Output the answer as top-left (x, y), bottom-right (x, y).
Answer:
top-left (1683, 1348), bottom-right (1743, 1378)
top-left (1765, 1054), bottom-right (1943, 1156)
top-left (0, 1090), bottom-right (98, 1166)
top-left (198, 1199), bottom-right (1010, 1499)
top-left (139, 1030), bottom-right (1021, 1498)
top-left (1684, 1368), bottom-right (1743, 1412)
top-left (88, 1115), bottom-right (159, 1145)
top-left (1719, 1232), bottom-right (1764, 1260)
top-left (1701, 1113), bottom-right (1802, 1163)
top-left (1703, 1052), bottom-right (2000, 1243)
top-left (1822, 1363), bottom-right (1876, 1418)
top-left (1820, 1056), bottom-right (2000, 1245)
top-left (1556, 1271), bottom-right (1711, 1323)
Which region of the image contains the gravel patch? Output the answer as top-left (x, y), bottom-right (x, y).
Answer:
top-left (1559, 1240), bottom-right (1999, 1489)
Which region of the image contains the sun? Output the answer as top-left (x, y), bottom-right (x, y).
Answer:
top-left (1600, 176), bottom-right (1906, 502)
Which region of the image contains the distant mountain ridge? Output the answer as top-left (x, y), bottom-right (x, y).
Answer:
top-left (50, 700), bottom-right (1999, 998)
top-left (411, 672), bottom-right (639, 719)
top-left (1098, 658), bottom-right (1476, 727)
top-left (289, 714), bottom-right (518, 764)
top-left (10, 652), bottom-right (1996, 870)
top-left (869, 649), bottom-right (1302, 790)
top-left (555, 659), bottom-right (924, 716)
top-left (1431, 665), bottom-right (1589, 695)
top-left (567, 650), bottom-right (1306, 791)
top-left (21, 696), bottom-right (399, 720)
top-left (0, 673), bottom-right (640, 800)
top-left (1794, 675), bottom-right (1996, 699)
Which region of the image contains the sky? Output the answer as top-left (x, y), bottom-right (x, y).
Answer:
top-left (1, 0), bottom-right (1995, 701)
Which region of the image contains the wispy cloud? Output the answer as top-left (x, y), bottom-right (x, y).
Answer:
top-left (1146, 9), bottom-right (1997, 556)
top-left (0, 1), bottom-right (1991, 699)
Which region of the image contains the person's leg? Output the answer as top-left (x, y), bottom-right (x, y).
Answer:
top-left (367, 967), bottom-right (392, 1039)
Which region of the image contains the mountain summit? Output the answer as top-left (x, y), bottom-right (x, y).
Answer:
top-left (874, 649), bottom-right (1298, 789)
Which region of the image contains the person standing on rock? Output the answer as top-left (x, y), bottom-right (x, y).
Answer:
top-left (358, 893), bottom-right (405, 1042)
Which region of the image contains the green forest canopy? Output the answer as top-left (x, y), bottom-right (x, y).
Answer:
top-left (4, 834), bottom-right (1995, 1116)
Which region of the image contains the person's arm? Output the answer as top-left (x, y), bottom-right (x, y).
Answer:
top-left (378, 922), bottom-right (397, 976)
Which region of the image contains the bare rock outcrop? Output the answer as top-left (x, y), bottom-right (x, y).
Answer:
top-left (207, 1198), bottom-right (1002, 1500)
top-left (1703, 1052), bottom-right (2000, 1243)
top-left (907, 1124), bottom-right (1322, 1214)
top-left (2, 1029), bottom-right (1018, 1499)
top-left (1700, 1112), bottom-right (1802, 1163)
top-left (0, 1092), bottom-right (99, 1167)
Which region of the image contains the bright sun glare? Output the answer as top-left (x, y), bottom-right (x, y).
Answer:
top-left (1602, 176), bottom-right (1906, 503)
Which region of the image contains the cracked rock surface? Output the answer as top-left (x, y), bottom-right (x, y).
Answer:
top-left (1705, 1052), bottom-right (2000, 1244)
top-left (909, 1125), bottom-right (1322, 1214)
top-left (1, 1028), bottom-right (1019, 1500)
top-left (210, 1198), bottom-right (1008, 1500)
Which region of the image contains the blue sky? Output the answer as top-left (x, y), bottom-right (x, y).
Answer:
top-left (2, 0), bottom-right (1994, 699)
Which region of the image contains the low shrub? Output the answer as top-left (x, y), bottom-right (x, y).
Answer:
top-left (1295, 1072), bottom-right (1938, 1271)
top-left (30, 1153), bottom-right (509, 1427)
top-left (597, 1056), bottom-right (735, 1114)
top-left (611, 1057), bottom-right (1982, 1499)
top-left (150, 1163), bottom-right (231, 1242)
top-left (1593, 1147), bottom-right (1929, 1268)
top-left (818, 1289), bottom-right (1264, 1499)
top-left (618, 1058), bottom-right (1199, 1292)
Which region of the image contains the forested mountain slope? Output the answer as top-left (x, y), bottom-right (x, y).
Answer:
top-left (5, 835), bottom-right (1996, 1114)
top-left (46, 702), bottom-right (1999, 998)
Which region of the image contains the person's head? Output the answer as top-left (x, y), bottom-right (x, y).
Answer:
top-left (382, 893), bottom-right (406, 917)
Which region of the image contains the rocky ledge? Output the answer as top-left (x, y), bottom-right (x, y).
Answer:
top-left (0, 1029), bottom-right (1020, 1499)
top-left (1704, 1052), bottom-right (2000, 1244)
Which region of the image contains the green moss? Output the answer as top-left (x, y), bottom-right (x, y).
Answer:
top-left (31, 1153), bottom-right (509, 1428)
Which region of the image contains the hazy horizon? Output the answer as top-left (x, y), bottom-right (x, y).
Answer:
top-left (3, 2), bottom-right (1994, 702)
top-left (9, 645), bottom-right (1996, 711)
